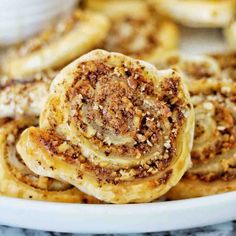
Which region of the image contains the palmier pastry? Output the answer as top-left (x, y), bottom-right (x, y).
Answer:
top-left (212, 52), bottom-right (236, 82)
top-left (0, 118), bottom-right (99, 203)
top-left (167, 81), bottom-right (236, 199)
top-left (85, 0), bottom-right (179, 61)
top-left (150, 0), bottom-right (236, 28)
top-left (17, 50), bottom-right (194, 204)
top-left (225, 21), bottom-right (236, 49)
top-left (152, 51), bottom-right (221, 93)
top-left (2, 10), bottom-right (110, 77)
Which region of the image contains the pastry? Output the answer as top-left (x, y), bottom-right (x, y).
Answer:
top-left (212, 52), bottom-right (236, 82)
top-left (2, 10), bottom-right (110, 77)
top-left (85, 0), bottom-right (179, 61)
top-left (0, 118), bottom-right (99, 203)
top-left (150, 0), bottom-right (236, 28)
top-left (17, 50), bottom-right (194, 204)
top-left (167, 81), bottom-right (236, 199)
top-left (0, 71), bottom-right (54, 118)
top-left (152, 51), bottom-right (221, 93)
top-left (225, 21), bottom-right (236, 49)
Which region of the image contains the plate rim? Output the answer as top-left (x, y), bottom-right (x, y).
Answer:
top-left (0, 191), bottom-right (236, 233)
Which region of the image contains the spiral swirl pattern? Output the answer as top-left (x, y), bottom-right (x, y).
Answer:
top-left (17, 50), bottom-right (194, 203)
top-left (85, 0), bottom-right (179, 60)
top-left (167, 81), bottom-right (236, 199)
top-left (2, 10), bottom-right (110, 77)
top-left (0, 117), bottom-right (100, 203)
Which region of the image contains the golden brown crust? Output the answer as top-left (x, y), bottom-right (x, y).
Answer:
top-left (150, 0), bottom-right (236, 28)
top-left (167, 177), bottom-right (236, 200)
top-left (2, 10), bottom-right (110, 77)
top-left (152, 51), bottom-right (221, 93)
top-left (0, 118), bottom-right (100, 203)
top-left (17, 49), bottom-right (194, 204)
top-left (167, 81), bottom-right (236, 199)
top-left (85, 0), bottom-right (179, 60)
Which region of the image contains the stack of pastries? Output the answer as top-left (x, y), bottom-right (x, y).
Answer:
top-left (0, 0), bottom-right (235, 204)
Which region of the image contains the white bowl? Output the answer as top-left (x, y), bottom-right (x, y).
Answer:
top-left (0, 0), bottom-right (78, 46)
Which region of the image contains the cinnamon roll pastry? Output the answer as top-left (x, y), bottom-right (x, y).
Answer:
top-left (152, 51), bottom-right (221, 93)
top-left (150, 0), bottom-right (236, 28)
top-left (0, 118), bottom-right (99, 203)
top-left (2, 10), bottom-right (110, 77)
top-left (212, 52), bottom-right (236, 82)
top-left (17, 49), bottom-right (194, 204)
top-left (225, 21), bottom-right (236, 49)
top-left (85, 0), bottom-right (179, 61)
top-left (167, 81), bottom-right (236, 199)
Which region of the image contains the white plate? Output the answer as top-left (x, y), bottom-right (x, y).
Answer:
top-left (0, 192), bottom-right (236, 233)
top-left (0, 28), bottom-right (234, 233)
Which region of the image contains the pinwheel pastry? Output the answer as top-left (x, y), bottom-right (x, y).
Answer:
top-left (0, 70), bottom-right (57, 118)
top-left (212, 52), bottom-right (236, 82)
top-left (0, 117), bottom-right (99, 203)
top-left (225, 21), bottom-right (236, 49)
top-left (17, 49), bottom-right (194, 204)
top-left (85, 0), bottom-right (179, 61)
top-left (2, 10), bottom-right (110, 78)
top-left (167, 81), bottom-right (236, 199)
top-left (152, 51), bottom-right (221, 93)
top-left (150, 0), bottom-right (236, 28)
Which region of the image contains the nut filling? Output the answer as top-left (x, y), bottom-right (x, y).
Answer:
top-left (17, 50), bottom-right (194, 203)
top-left (104, 16), bottom-right (160, 58)
top-left (8, 11), bottom-right (82, 57)
top-left (186, 83), bottom-right (236, 182)
top-left (4, 120), bottom-right (71, 191)
top-left (41, 59), bottom-right (189, 184)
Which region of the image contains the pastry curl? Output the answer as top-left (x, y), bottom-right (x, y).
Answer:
top-left (17, 50), bottom-right (194, 204)
top-left (0, 66), bottom-right (58, 119)
top-left (212, 52), bottom-right (236, 82)
top-left (2, 10), bottom-right (110, 78)
top-left (85, 0), bottom-right (179, 61)
top-left (150, 0), bottom-right (236, 28)
top-left (225, 21), bottom-right (236, 49)
top-left (167, 81), bottom-right (236, 199)
top-left (152, 51), bottom-right (221, 93)
top-left (0, 71), bottom-right (54, 118)
top-left (0, 118), bottom-right (99, 203)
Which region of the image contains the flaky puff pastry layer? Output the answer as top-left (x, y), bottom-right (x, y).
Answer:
top-left (225, 21), bottom-right (236, 49)
top-left (0, 118), bottom-right (100, 203)
top-left (152, 51), bottom-right (222, 93)
top-left (2, 10), bottom-right (110, 78)
top-left (0, 70), bottom-right (56, 119)
top-left (17, 50), bottom-right (194, 204)
top-left (150, 0), bottom-right (236, 28)
top-left (85, 0), bottom-right (179, 61)
top-left (167, 81), bottom-right (236, 199)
